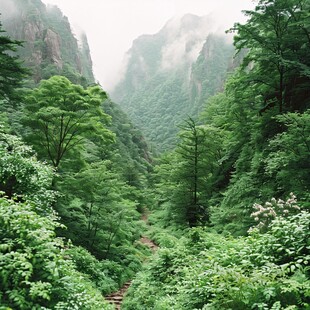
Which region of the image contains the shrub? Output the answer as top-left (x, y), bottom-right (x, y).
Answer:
top-left (249, 193), bottom-right (301, 232)
top-left (0, 196), bottom-right (113, 309)
top-left (122, 205), bottom-right (310, 309)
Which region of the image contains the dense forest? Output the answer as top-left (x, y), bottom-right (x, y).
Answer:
top-left (0, 0), bottom-right (309, 309)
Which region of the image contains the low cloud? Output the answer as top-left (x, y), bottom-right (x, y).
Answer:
top-left (0, 0), bottom-right (19, 21)
top-left (160, 14), bottom-right (215, 71)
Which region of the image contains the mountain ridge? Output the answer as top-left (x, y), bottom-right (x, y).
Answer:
top-left (111, 14), bottom-right (235, 153)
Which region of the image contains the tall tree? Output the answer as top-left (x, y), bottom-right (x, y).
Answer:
top-left (230, 0), bottom-right (310, 113)
top-left (161, 118), bottom-right (223, 227)
top-left (23, 76), bottom-right (114, 169)
top-left (57, 160), bottom-right (141, 259)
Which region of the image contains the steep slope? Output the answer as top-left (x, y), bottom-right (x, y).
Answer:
top-left (111, 14), bottom-right (235, 153)
top-left (0, 0), bottom-right (94, 85)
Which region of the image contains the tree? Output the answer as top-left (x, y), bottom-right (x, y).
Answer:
top-left (23, 76), bottom-right (114, 169)
top-left (0, 20), bottom-right (28, 103)
top-left (265, 111), bottom-right (310, 199)
top-left (230, 0), bottom-right (310, 113)
top-left (0, 19), bottom-right (28, 133)
top-left (206, 0), bottom-right (310, 234)
top-left (162, 118), bottom-right (223, 227)
top-left (56, 160), bottom-right (141, 260)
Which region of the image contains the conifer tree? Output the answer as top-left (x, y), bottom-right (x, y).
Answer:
top-left (0, 20), bottom-right (28, 103)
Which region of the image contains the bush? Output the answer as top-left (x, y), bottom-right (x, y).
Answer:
top-left (0, 130), bottom-right (56, 212)
top-left (0, 196), bottom-right (113, 309)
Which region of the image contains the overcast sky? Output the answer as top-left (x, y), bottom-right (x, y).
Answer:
top-left (41, 0), bottom-right (255, 91)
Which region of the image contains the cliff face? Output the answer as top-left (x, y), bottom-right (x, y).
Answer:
top-left (0, 0), bottom-right (94, 85)
top-left (111, 14), bottom-right (235, 153)
top-left (189, 34), bottom-right (235, 114)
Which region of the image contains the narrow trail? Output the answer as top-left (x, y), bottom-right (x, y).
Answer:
top-left (105, 281), bottom-right (131, 310)
top-left (105, 209), bottom-right (158, 309)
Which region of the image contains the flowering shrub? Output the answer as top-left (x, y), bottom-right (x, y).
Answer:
top-left (249, 193), bottom-right (300, 232)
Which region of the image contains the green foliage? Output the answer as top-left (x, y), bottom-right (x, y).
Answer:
top-left (249, 193), bottom-right (301, 232)
top-left (0, 129), bottom-right (55, 211)
top-left (123, 206), bottom-right (310, 309)
top-left (66, 246), bottom-right (120, 294)
top-left (230, 0), bottom-right (310, 113)
top-left (187, 0), bottom-right (310, 234)
top-left (150, 117), bottom-right (225, 228)
top-left (23, 76), bottom-right (114, 168)
top-left (1, 1), bottom-right (151, 306)
top-left (249, 211), bottom-right (310, 267)
top-left (0, 20), bottom-right (28, 103)
top-left (112, 27), bottom-right (234, 153)
top-left (101, 98), bottom-right (152, 187)
top-left (0, 196), bottom-right (113, 310)
top-left (55, 159), bottom-right (143, 257)
top-left (0, 19), bottom-right (28, 132)
top-left (2, 1), bottom-right (310, 309)
top-left (265, 111), bottom-right (310, 199)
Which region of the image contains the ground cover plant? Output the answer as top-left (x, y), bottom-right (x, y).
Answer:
top-left (122, 195), bottom-right (310, 309)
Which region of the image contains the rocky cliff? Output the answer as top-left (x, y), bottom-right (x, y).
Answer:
top-left (0, 0), bottom-right (94, 85)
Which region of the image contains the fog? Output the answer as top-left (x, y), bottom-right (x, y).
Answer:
top-left (159, 14), bottom-right (225, 71)
top-left (41, 0), bottom-right (256, 91)
top-left (0, 0), bottom-right (19, 20)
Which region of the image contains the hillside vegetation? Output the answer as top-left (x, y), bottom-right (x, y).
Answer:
top-left (112, 14), bottom-right (235, 153)
top-left (0, 0), bottom-right (309, 309)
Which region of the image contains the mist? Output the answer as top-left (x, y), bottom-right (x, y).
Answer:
top-left (0, 0), bottom-right (19, 21)
top-left (40, 0), bottom-right (255, 91)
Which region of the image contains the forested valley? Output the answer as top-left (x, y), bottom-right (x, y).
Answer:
top-left (0, 0), bottom-right (309, 309)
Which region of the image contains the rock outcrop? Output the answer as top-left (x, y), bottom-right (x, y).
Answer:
top-left (0, 0), bottom-right (94, 84)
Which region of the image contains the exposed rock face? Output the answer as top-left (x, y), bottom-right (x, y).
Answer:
top-left (0, 0), bottom-right (94, 84)
top-left (44, 28), bottom-right (62, 69)
top-left (23, 19), bottom-right (42, 42)
top-left (189, 33), bottom-right (234, 111)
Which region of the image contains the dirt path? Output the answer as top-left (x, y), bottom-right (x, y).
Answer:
top-left (105, 209), bottom-right (158, 309)
top-left (140, 236), bottom-right (158, 252)
top-left (105, 281), bottom-right (131, 310)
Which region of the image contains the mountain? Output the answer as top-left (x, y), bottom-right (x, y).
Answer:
top-left (111, 14), bottom-right (235, 153)
top-left (0, 0), bottom-right (94, 85)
